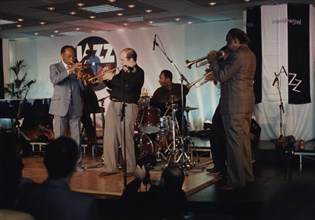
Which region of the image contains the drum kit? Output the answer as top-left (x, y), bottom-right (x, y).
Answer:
top-left (134, 85), bottom-right (198, 167)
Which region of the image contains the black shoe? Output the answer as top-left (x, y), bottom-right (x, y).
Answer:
top-left (206, 167), bottom-right (220, 173)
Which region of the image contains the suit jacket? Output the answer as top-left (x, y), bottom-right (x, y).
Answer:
top-left (18, 179), bottom-right (101, 220)
top-left (211, 44), bottom-right (256, 114)
top-left (49, 62), bottom-right (83, 117)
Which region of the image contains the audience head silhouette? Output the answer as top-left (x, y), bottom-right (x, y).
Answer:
top-left (0, 132), bottom-right (23, 209)
top-left (160, 163), bottom-right (185, 189)
top-left (44, 136), bottom-right (78, 179)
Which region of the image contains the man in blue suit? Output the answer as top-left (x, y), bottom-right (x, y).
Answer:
top-left (49, 45), bottom-right (84, 171)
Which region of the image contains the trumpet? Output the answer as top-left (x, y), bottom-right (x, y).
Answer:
top-left (186, 68), bottom-right (213, 89)
top-left (185, 50), bottom-right (225, 69)
top-left (87, 66), bottom-right (121, 84)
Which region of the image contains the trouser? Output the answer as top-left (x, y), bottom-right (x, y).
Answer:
top-left (222, 113), bottom-right (254, 187)
top-left (102, 101), bottom-right (138, 173)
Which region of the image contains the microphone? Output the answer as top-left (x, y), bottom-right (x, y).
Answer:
top-left (26, 80), bottom-right (36, 87)
top-left (127, 66), bottom-right (136, 73)
top-left (153, 34), bottom-right (157, 51)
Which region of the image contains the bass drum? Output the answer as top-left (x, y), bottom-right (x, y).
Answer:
top-left (134, 133), bottom-right (156, 166)
top-left (134, 132), bottom-right (154, 154)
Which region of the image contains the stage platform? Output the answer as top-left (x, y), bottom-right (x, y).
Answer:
top-left (21, 137), bottom-right (315, 220)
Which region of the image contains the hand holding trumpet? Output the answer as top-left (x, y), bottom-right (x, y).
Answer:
top-left (207, 50), bottom-right (219, 63)
top-left (68, 61), bottom-right (83, 78)
top-left (204, 69), bottom-right (218, 85)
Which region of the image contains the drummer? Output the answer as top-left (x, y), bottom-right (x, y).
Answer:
top-left (150, 69), bottom-right (189, 135)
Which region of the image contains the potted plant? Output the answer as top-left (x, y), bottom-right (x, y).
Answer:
top-left (4, 59), bottom-right (30, 99)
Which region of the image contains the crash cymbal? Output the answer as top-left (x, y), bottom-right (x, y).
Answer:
top-left (152, 83), bottom-right (189, 103)
top-left (180, 106), bottom-right (199, 112)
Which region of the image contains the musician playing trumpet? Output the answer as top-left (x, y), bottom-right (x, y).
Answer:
top-left (206, 28), bottom-right (256, 191)
top-left (99, 48), bottom-right (144, 177)
top-left (48, 45), bottom-right (85, 171)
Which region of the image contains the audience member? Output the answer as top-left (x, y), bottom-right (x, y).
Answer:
top-left (120, 163), bottom-right (190, 220)
top-left (18, 136), bottom-right (101, 220)
top-left (0, 131), bottom-right (34, 220)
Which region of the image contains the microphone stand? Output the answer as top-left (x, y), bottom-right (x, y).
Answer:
top-left (120, 70), bottom-right (127, 190)
top-left (14, 85), bottom-right (32, 137)
top-left (154, 35), bottom-right (192, 167)
top-left (273, 75), bottom-right (285, 138)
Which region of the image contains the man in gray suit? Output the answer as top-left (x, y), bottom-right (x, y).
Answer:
top-left (49, 45), bottom-right (84, 171)
top-left (207, 28), bottom-right (256, 190)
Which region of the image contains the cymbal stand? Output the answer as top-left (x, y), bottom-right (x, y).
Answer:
top-left (153, 34), bottom-right (191, 168)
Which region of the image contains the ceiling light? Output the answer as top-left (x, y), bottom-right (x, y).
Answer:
top-left (187, 21), bottom-right (192, 24)
top-left (81, 4), bottom-right (123, 13)
top-left (149, 21), bottom-right (154, 24)
top-left (47, 7), bottom-right (55, 11)
top-left (175, 17), bottom-right (181, 21)
top-left (54, 30), bottom-right (59, 33)
top-left (145, 9), bottom-right (152, 13)
top-left (123, 23), bottom-right (129, 26)
top-left (108, 0), bottom-right (116, 2)
top-left (116, 12), bottom-right (124, 16)
top-left (128, 4), bottom-right (136, 8)
top-left (50, 35), bottom-right (55, 37)
top-left (16, 24), bottom-right (22, 28)
top-left (34, 33), bottom-right (39, 36)
top-left (209, 2), bottom-right (217, 6)
top-left (77, 3), bottom-right (85, 7)
top-left (17, 18), bottom-right (24, 22)
top-left (89, 15), bottom-right (96, 19)
top-left (244, 0), bottom-right (251, 2)
top-left (69, 11), bottom-right (77, 15)
top-left (75, 27), bottom-right (81, 31)
top-left (39, 21), bottom-right (46, 25)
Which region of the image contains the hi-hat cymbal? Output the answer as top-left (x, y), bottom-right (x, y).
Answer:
top-left (152, 83), bottom-right (189, 103)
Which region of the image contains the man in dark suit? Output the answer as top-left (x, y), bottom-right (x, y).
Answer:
top-left (207, 28), bottom-right (256, 190)
top-left (18, 137), bottom-right (101, 220)
top-left (49, 45), bottom-right (84, 170)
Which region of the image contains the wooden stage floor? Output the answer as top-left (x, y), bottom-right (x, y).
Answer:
top-left (22, 150), bottom-right (219, 198)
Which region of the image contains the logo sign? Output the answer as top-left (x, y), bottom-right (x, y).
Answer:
top-left (76, 36), bottom-right (117, 77)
